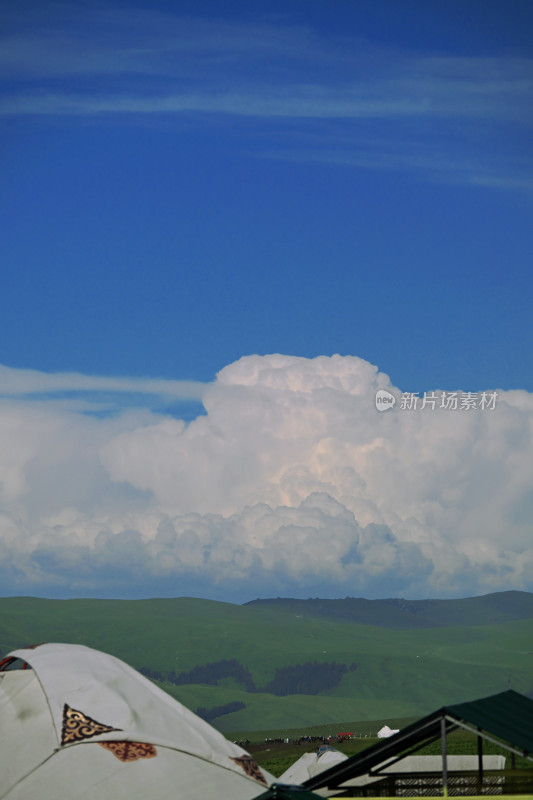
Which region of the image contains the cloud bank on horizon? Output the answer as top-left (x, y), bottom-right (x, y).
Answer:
top-left (1, 353), bottom-right (532, 601)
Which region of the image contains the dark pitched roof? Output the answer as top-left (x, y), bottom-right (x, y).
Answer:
top-left (446, 690), bottom-right (533, 756)
top-left (304, 690), bottom-right (533, 793)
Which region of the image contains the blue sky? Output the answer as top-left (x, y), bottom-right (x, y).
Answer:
top-left (1, 1), bottom-right (532, 601)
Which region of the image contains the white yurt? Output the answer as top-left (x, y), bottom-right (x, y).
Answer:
top-left (278, 745), bottom-right (347, 785)
top-left (0, 642), bottom-right (275, 800)
top-left (377, 724), bottom-right (400, 738)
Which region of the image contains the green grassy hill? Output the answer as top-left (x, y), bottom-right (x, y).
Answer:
top-left (1, 592), bottom-right (532, 731)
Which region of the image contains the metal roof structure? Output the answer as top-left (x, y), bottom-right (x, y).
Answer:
top-left (303, 690), bottom-right (533, 796)
top-left (447, 690), bottom-right (533, 753)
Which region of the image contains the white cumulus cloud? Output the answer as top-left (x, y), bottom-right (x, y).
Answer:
top-left (0, 354), bottom-right (532, 600)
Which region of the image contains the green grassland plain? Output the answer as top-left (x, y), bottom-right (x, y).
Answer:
top-left (0, 592), bottom-right (532, 732)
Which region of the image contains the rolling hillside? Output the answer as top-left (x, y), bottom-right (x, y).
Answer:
top-left (0, 592), bottom-right (531, 731)
top-left (245, 591), bottom-right (533, 628)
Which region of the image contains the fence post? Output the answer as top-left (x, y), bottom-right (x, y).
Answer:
top-left (477, 729), bottom-right (483, 792)
top-left (441, 717), bottom-right (448, 797)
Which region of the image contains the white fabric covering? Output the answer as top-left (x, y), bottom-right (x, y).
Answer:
top-left (0, 643), bottom-right (273, 799)
top-left (377, 724), bottom-right (400, 738)
top-left (279, 747), bottom-right (347, 785)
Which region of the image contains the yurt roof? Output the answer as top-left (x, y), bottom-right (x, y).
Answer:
top-left (0, 642), bottom-right (274, 800)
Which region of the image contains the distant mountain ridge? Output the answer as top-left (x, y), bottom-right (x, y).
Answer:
top-left (244, 591), bottom-right (533, 628)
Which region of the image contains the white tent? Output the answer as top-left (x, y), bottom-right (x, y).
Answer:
top-left (0, 642), bottom-right (274, 799)
top-left (377, 724), bottom-right (400, 738)
top-left (278, 745), bottom-right (347, 785)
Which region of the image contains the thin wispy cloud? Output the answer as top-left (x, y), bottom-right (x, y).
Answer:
top-left (0, 365), bottom-right (206, 400)
top-left (1, 8), bottom-right (530, 190)
top-left (2, 49), bottom-right (531, 120)
top-left (265, 140), bottom-right (533, 192)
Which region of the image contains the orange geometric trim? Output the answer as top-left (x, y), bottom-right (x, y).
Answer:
top-left (231, 756), bottom-right (267, 785)
top-left (61, 704), bottom-right (121, 745)
top-left (98, 741), bottom-right (157, 762)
